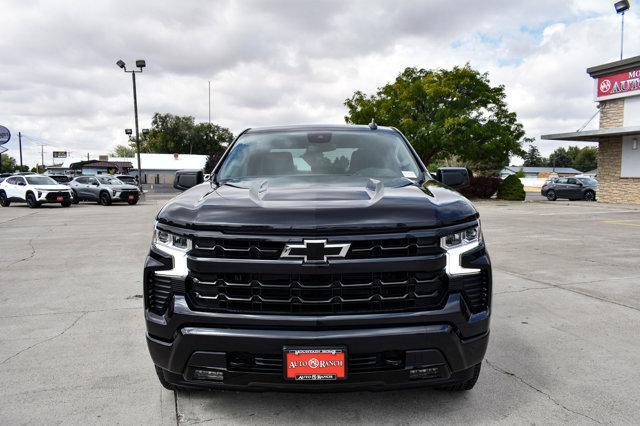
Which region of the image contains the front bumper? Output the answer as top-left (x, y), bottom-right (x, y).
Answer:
top-left (36, 190), bottom-right (72, 203)
top-left (146, 293), bottom-right (490, 391)
top-left (113, 191), bottom-right (139, 201)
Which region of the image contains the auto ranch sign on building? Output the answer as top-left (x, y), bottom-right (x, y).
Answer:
top-left (596, 68), bottom-right (640, 101)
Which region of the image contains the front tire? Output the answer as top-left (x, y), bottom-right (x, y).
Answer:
top-left (546, 190), bottom-right (557, 201)
top-left (584, 190), bottom-right (595, 201)
top-left (0, 192), bottom-right (10, 207)
top-left (436, 363), bottom-right (481, 391)
top-left (71, 190), bottom-right (79, 204)
top-left (99, 192), bottom-right (112, 206)
top-left (26, 192), bottom-right (40, 208)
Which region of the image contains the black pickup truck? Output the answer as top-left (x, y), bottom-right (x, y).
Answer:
top-left (144, 124), bottom-right (491, 392)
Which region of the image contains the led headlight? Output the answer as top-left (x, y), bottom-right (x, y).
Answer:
top-left (442, 226), bottom-right (480, 250)
top-left (441, 224), bottom-right (482, 276)
top-left (152, 226), bottom-right (191, 251)
top-left (151, 224), bottom-right (191, 280)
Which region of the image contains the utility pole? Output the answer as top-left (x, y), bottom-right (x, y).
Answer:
top-left (116, 59), bottom-right (146, 196)
top-left (41, 145), bottom-right (44, 173)
top-left (620, 11), bottom-right (625, 60)
top-left (18, 132), bottom-right (23, 170)
top-left (208, 81), bottom-right (211, 124)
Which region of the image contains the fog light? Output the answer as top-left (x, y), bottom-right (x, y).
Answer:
top-left (193, 368), bottom-right (224, 381)
top-left (409, 367), bottom-right (440, 380)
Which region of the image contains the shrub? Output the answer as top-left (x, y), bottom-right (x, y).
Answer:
top-left (497, 174), bottom-right (526, 201)
top-left (459, 176), bottom-right (502, 199)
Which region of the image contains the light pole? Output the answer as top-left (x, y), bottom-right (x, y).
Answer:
top-left (117, 59), bottom-right (146, 193)
top-left (615, 1), bottom-right (630, 60)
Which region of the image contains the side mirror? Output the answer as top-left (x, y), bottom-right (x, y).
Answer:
top-left (93, 182), bottom-right (100, 186)
top-left (435, 167), bottom-right (470, 189)
top-left (174, 170), bottom-right (204, 191)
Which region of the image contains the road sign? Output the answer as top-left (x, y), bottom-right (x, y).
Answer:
top-left (0, 125), bottom-right (10, 145)
top-left (53, 151), bottom-right (68, 159)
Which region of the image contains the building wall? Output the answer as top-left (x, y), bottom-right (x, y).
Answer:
top-left (597, 136), bottom-right (640, 204)
top-left (599, 98), bottom-right (624, 128)
top-left (596, 98), bottom-right (640, 204)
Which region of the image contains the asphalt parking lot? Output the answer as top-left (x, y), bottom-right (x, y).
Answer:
top-left (1, 196), bottom-right (640, 424)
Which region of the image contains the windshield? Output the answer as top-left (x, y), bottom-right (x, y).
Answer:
top-left (217, 130), bottom-right (422, 182)
top-left (97, 177), bottom-right (124, 185)
top-left (26, 176), bottom-right (58, 185)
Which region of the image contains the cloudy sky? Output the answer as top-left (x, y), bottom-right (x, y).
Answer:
top-left (1, 0), bottom-right (638, 167)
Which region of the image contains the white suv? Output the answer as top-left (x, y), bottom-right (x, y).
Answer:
top-left (0, 174), bottom-right (74, 208)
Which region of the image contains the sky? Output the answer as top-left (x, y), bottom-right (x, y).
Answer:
top-left (1, 0), bottom-right (638, 168)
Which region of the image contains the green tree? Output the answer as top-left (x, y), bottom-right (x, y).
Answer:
top-left (1, 155), bottom-right (17, 172)
top-left (111, 144), bottom-right (136, 157)
top-left (128, 113), bottom-right (234, 156)
top-left (522, 145), bottom-right (546, 167)
top-left (497, 174), bottom-right (525, 201)
top-left (573, 147), bottom-right (598, 172)
top-left (344, 65), bottom-right (526, 174)
top-left (548, 147), bottom-right (573, 168)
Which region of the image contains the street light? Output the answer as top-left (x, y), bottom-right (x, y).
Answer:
top-left (615, 0), bottom-right (630, 60)
top-left (125, 129), bottom-right (132, 136)
top-left (117, 59), bottom-right (146, 193)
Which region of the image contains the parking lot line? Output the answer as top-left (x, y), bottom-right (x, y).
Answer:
top-left (601, 219), bottom-right (640, 227)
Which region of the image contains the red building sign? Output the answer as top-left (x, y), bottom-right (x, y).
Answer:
top-left (596, 68), bottom-right (640, 101)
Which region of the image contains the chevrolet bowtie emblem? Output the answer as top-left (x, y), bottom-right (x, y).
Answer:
top-left (281, 240), bottom-right (351, 264)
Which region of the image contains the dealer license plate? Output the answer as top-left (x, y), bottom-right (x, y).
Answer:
top-left (56, 196), bottom-right (64, 201)
top-left (128, 195), bottom-right (135, 200)
top-left (284, 347), bottom-right (346, 381)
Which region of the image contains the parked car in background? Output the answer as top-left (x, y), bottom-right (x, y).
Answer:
top-left (115, 174), bottom-right (137, 186)
top-left (69, 175), bottom-right (140, 205)
top-left (0, 174), bottom-right (73, 208)
top-left (48, 174), bottom-right (72, 184)
top-left (541, 176), bottom-right (597, 201)
top-left (0, 173), bottom-right (13, 183)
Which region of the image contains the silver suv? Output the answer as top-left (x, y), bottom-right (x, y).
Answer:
top-left (69, 176), bottom-right (140, 206)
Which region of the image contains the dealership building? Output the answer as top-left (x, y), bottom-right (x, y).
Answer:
top-left (543, 55), bottom-right (640, 204)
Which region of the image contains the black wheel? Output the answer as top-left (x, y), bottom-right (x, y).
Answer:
top-left (546, 190), bottom-right (557, 201)
top-left (61, 201), bottom-right (71, 207)
top-left (99, 192), bottom-right (112, 206)
top-left (71, 190), bottom-right (79, 204)
top-left (0, 192), bottom-right (10, 207)
top-left (584, 190), bottom-right (595, 201)
top-left (26, 192), bottom-right (40, 208)
top-left (127, 198), bottom-right (138, 205)
top-left (436, 363), bottom-right (481, 391)
top-left (155, 366), bottom-right (177, 391)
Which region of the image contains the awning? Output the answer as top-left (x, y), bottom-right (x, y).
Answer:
top-left (541, 126), bottom-right (640, 142)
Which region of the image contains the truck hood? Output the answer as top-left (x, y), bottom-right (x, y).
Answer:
top-left (157, 175), bottom-right (478, 234)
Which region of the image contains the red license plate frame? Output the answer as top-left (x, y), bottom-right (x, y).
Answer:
top-left (127, 195), bottom-right (135, 200)
top-left (284, 347), bottom-right (347, 381)
top-left (56, 196), bottom-right (64, 201)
